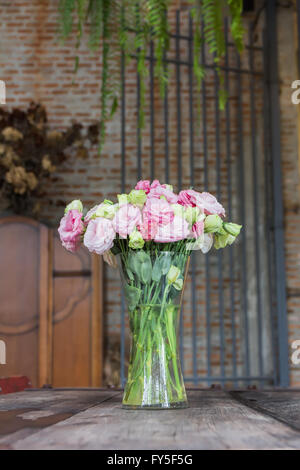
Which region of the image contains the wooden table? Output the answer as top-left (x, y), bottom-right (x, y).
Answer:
top-left (0, 389), bottom-right (300, 450)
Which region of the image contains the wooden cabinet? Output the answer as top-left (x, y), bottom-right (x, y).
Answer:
top-left (0, 216), bottom-right (103, 388)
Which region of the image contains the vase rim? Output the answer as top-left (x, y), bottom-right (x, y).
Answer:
top-left (116, 249), bottom-right (190, 254)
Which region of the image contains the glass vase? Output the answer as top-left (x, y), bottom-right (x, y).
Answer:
top-left (117, 249), bottom-right (189, 409)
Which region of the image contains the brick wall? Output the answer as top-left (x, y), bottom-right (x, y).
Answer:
top-left (278, 7), bottom-right (300, 387)
top-left (0, 0), bottom-right (299, 386)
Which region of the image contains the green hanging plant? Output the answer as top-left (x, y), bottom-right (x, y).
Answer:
top-left (58, 0), bottom-right (245, 153)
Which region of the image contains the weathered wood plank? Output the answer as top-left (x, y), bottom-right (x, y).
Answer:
top-left (38, 224), bottom-right (50, 387)
top-left (0, 389), bottom-right (119, 447)
top-left (6, 390), bottom-right (300, 450)
top-left (230, 390), bottom-right (300, 431)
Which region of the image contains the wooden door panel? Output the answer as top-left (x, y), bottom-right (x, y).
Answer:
top-left (0, 332), bottom-right (38, 388)
top-left (0, 218), bottom-right (103, 388)
top-left (52, 277), bottom-right (92, 387)
top-left (53, 236), bottom-right (91, 272)
top-left (51, 235), bottom-right (103, 388)
top-left (0, 218), bottom-right (44, 387)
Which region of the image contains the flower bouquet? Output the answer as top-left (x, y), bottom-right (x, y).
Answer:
top-left (58, 180), bottom-right (241, 409)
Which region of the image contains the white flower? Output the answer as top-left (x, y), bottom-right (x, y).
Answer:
top-left (187, 233), bottom-right (213, 253)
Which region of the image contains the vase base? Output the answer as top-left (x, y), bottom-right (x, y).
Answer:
top-left (122, 401), bottom-right (189, 410)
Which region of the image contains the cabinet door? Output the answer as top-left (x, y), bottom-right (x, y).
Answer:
top-left (0, 217), bottom-right (103, 388)
top-left (52, 234), bottom-right (103, 387)
top-left (0, 217), bottom-right (50, 387)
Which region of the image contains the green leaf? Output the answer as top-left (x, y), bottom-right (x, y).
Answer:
top-left (124, 284), bottom-right (141, 311)
top-left (152, 258), bottom-right (162, 282)
top-left (138, 252), bottom-right (152, 284)
top-left (58, 0), bottom-right (76, 40)
top-left (136, 250), bottom-right (150, 264)
top-left (161, 253), bottom-right (171, 275)
top-left (228, 0), bottom-right (244, 54)
top-left (128, 251), bottom-right (140, 275)
top-left (140, 262), bottom-right (152, 284)
top-left (126, 267), bottom-right (134, 282)
top-left (168, 286), bottom-right (180, 301)
top-left (128, 250), bottom-right (152, 283)
top-left (110, 95), bottom-right (119, 118)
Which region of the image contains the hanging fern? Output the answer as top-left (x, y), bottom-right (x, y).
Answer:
top-left (146, 0), bottom-right (170, 96)
top-left (190, 0), bottom-right (244, 110)
top-left (99, 0), bottom-right (110, 148)
top-left (134, 4), bottom-right (148, 129)
top-left (58, 0), bottom-right (77, 39)
top-left (88, 0), bottom-right (104, 51)
top-left (190, 0), bottom-right (205, 91)
top-left (228, 0), bottom-right (244, 53)
top-left (58, 0), bottom-right (245, 152)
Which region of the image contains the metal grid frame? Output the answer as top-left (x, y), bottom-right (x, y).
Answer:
top-left (119, 0), bottom-right (289, 388)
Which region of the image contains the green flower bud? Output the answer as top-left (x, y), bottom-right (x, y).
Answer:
top-left (171, 203), bottom-right (186, 218)
top-left (216, 226), bottom-right (227, 235)
top-left (214, 233), bottom-right (236, 249)
top-left (128, 189), bottom-right (147, 208)
top-left (128, 229), bottom-right (145, 249)
top-left (103, 199), bottom-right (114, 205)
top-left (223, 222), bottom-right (242, 237)
top-left (204, 214), bottom-right (223, 233)
top-left (65, 199), bottom-right (83, 214)
top-left (95, 203), bottom-right (117, 220)
top-left (167, 265), bottom-right (181, 284)
top-left (185, 206), bottom-right (201, 225)
top-left (164, 184), bottom-right (173, 192)
top-left (117, 193), bottom-right (129, 205)
top-left (173, 278), bottom-right (183, 291)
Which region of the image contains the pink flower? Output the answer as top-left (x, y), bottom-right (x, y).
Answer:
top-left (148, 186), bottom-right (178, 204)
top-left (84, 204), bottom-right (100, 224)
top-left (150, 179), bottom-right (161, 189)
top-left (143, 198), bottom-right (174, 226)
top-left (58, 209), bottom-right (84, 253)
top-left (178, 189), bottom-right (200, 207)
top-left (84, 217), bottom-right (115, 255)
top-left (192, 220), bottom-right (204, 238)
top-left (112, 203), bottom-right (142, 238)
top-left (178, 189), bottom-right (225, 217)
top-left (197, 192), bottom-right (225, 217)
top-left (154, 216), bottom-right (190, 243)
top-left (135, 179), bottom-right (151, 194)
top-left (138, 216), bottom-right (159, 241)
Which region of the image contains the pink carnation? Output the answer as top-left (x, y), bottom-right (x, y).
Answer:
top-left (150, 179), bottom-right (161, 189)
top-left (197, 192), bottom-right (225, 217)
top-left (178, 189), bottom-right (225, 217)
top-left (135, 179), bottom-right (151, 194)
top-left (84, 217), bottom-right (115, 255)
top-left (178, 189), bottom-right (200, 207)
top-left (58, 209), bottom-right (84, 253)
top-left (112, 203), bottom-right (142, 238)
top-left (192, 220), bottom-right (204, 238)
top-left (138, 217), bottom-right (159, 241)
top-left (154, 216), bottom-right (190, 243)
top-left (148, 186), bottom-right (178, 204)
top-left (143, 198), bottom-right (174, 227)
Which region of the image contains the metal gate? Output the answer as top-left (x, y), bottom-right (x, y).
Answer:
top-left (119, 1), bottom-right (289, 388)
